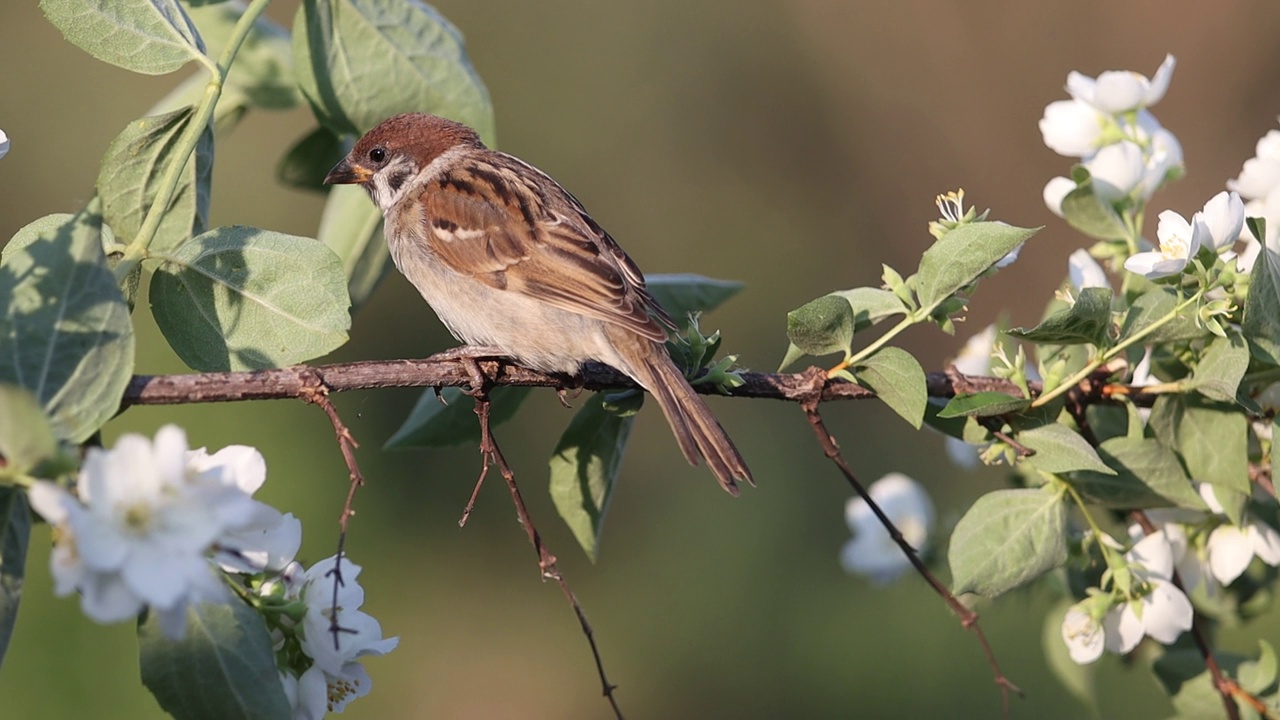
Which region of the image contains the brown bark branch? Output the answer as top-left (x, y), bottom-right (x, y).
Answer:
top-left (120, 357), bottom-right (1030, 407)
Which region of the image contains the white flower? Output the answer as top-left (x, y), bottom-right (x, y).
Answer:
top-left (0, 129), bottom-right (9, 161)
top-left (1043, 176), bottom-right (1076, 217)
top-left (1061, 606), bottom-right (1105, 664)
top-left (271, 555), bottom-right (398, 716)
top-left (1066, 54), bottom-right (1176, 114)
top-left (1199, 191), bottom-right (1245, 252)
top-left (1085, 141), bottom-right (1145, 202)
top-left (1124, 209), bottom-right (1204, 278)
top-left (27, 426), bottom-right (294, 638)
top-left (1196, 484), bottom-right (1280, 586)
top-left (1100, 527), bottom-right (1187, 650)
top-left (840, 473), bottom-right (934, 583)
top-left (943, 326), bottom-right (997, 469)
top-left (1040, 99), bottom-right (1107, 157)
top-left (1229, 127), bottom-right (1280, 201)
top-left (1068, 249), bottom-right (1109, 291)
top-left (1101, 530), bottom-right (1193, 653)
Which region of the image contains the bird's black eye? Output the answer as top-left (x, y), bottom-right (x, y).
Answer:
top-left (369, 147), bottom-right (387, 163)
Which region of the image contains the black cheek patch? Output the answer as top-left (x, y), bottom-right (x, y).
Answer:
top-left (386, 169), bottom-right (410, 195)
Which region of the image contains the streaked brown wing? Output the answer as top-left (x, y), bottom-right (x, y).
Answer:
top-left (419, 159), bottom-right (669, 342)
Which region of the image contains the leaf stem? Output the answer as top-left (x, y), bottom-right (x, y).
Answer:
top-left (1031, 292), bottom-right (1201, 408)
top-left (113, 0), bottom-right (273, 283)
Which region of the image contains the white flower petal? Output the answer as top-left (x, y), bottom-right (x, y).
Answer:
top-left (944, 436), bottom-right (981, 470)
top-left (295, 666), bottom-right (329, 720)
top-left (1248, 521), bottom-right (1280, 566)
top-left (1103, 603), bottom-right (1143, 654)
top-left (1201, 191), bottom-right (1245, 252)
top-left (1124, 250), bottom-right (1187, 279)
top-left (1207, 525), bottom-right (1254, 585)
top-left (1144, 55), bottom-right (1177, 107)
top-left (0, 129), bottom-right (9, 160)
top-left (841, 474), bottom-right (933, 583)
top-left (952, 325), bottom-right (996, 376)
top-left (1127, 530), bottom-right (1176, 580)
top-left (1085, 141), bottom-right (1145, 201)
top-left (1044, 176), bottom-right (1076, 217)
top-left (1197, 483), bottom-right (1226, 514)
top-left (1139, 578), bottom-right (1193, 643)
top-left (1040, 99), bottom-right (1105, 157)
top-left (192, 445), bottom-right (267, 494)
top-left (1068, 249), bottom-right (1109, 291)
top-left (78, 571), bottom-right (144, 624)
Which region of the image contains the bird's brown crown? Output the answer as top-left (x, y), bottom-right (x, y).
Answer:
top-left (350, 113), bottom-right (484, 168)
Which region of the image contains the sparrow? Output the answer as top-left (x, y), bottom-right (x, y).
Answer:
top-left (324, 113), bottom-right (752, 495)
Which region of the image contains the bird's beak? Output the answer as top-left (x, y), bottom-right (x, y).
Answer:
top-left (324, 159), bottom-right (373, 185)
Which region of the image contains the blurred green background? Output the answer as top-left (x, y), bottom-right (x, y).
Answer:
top-left (5, 1), bottom-right (1280, 717)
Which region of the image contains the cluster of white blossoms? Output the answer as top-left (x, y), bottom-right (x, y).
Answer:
top-left (1040, 55), bottom-right (1181, 214)
top-left (28, 426), bottom-right (396, 718)
top-left (1039, 56), bottom-right (1250, 281)
top-left (840, 473), bottom-right (934, 584)
top-left (1061, 487), bottom-right (1280, 665)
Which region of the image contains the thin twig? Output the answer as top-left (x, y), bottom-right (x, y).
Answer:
top-left (796, 368), bottom-right (1020, 717)
top-left (1130, 511), bottom-right (1253, 720)
top-left (298, 370), bottom-right (366, 652)
top-left (467, 374), bottom-right (624, 719)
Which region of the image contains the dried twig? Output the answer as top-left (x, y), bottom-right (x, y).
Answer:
top-left (798, 368), bottom-right (1021, 717)
top-left (465, 368), bottom-right (624, 720)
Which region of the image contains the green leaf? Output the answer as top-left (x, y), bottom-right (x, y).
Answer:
top-left (293, 0), bottom-right (495, 142)
top-left (936, 392), bottom-right (1030, 419)
top-left (1147, 394), bottom-right (1250, 508)
top-left (1069, 436), bottom-right (1207, 510)
top-left (150, 226), bottom-right (351, 371)
top-left (1241, 641), bottom-right (1279, 696)
top-left (780, 287), bottom-right (908, 369)
top-left (948, 487), bottom-right (1067, 597)
top-left (0, 487), bottom-right (31, 672)
top-left (646, 274), bottom-right (744, 328)
top-left (139, 601), bottom-right (291, 720)
top-left (785, 294), bottom-right (857, 358)
top-left (1008, 287), bottom-right (1112, 346)
top-left (0, 385), bottom-right (57, 474)
top-left (1120, 287), bottom-right (1206, 344)
top-left (317, 183), bottom-right (389, 310)
top-left (1244, 245), bottom-right (1280, 365)
top-left (853, 347), bottom-right (926, 428)
top-left (385, 386), bottom-right (533, 449)
top-left (1190, 330), bottom-right (1250, 403)
top-left (915, 222), bottom-right (1039, 310)
top-left (1059, 180), bottom-right (1128, 241)
top-left (549, 394), bottom-right (636, 562)
top-left (184, 1), bottom-right (299, 110)
top-left (1018, 423), bottom-right (1114, 475)
top-left (0, 210), bottom-right (135, 442)
top-left (40, 0), bottom-right (206, 75)
top-left (98, 107), bottom-right (213, 255)
top-left (278, 126), bottom-right (348, 192)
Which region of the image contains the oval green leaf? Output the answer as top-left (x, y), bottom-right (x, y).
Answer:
top-left (139, 601), bottom-right (291, 720)
top-left (949, 487), bottom-right (1067, 597)
top-left (549, 394), bottom-right (636, 562)
top-left (293, 0), bottom-right (495, 141)
top-left (150, 226), bottom-right (351, 371)
top-left (0, 210), bottom-right (135, 442)
top-left (853, 346), bottom-right (926, 428)
top-left (41, 0), bottom-right (206, 75)
top-left (98, 107), bottom-right (213, 255)
top-left (915, 222), bottom-right (1039, 310)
